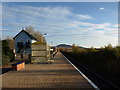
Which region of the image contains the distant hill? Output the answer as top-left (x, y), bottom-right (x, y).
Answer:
top-left (57, 44), bottom-right (85, 49)
top-left (57, 44), bottom-right (71, 48)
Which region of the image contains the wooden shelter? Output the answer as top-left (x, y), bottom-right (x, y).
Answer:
top-left (31, 42), bottom-right (50, 63)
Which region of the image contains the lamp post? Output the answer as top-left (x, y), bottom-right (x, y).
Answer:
top-left (44, 33), bottom-right (47, 35)
top-left (43, 33), bottom-right (47, 43)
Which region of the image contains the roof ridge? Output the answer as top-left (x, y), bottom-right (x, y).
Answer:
top-left (13, 29), bottom-right (38, 41)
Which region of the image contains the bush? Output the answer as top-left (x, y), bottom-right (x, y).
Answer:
top-left (2, 40), bottom-right (15, 65)
top-left (2, 54), bottom-right (10, 65)
top-left (114, 46), bottom-right (120, 59)
top-left (64, 44), bottom-right (120, 74)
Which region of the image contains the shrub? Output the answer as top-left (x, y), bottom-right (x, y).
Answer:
top-left (63, 44), bottom-right (120, 74)
top-left (2, 40), bottom-right (15, 65)
top-left (114, 46), bottom-right (120, 59)
top-left (2, 54), bottom-right (10, 65)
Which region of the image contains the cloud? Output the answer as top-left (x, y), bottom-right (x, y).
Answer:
top-left (2, 4), bottom-right (118, 47)
top-left (99, 7), bottom-right (105, 10)
top-left (0, 29), bottom-right (8, 31)
top-left (2, 4), bottom-right (93, 25)
top-left (75, 14), bottom-right (93, 19)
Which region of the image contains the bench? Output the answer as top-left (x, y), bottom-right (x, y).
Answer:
top-left (12, 61), bottom-right (25, 71)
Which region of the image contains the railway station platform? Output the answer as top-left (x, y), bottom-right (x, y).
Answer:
top-left (2, 52), bottom-right (95, 90)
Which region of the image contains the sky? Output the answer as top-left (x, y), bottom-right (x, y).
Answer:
top-left (1, 2), bottom-right (118, 48)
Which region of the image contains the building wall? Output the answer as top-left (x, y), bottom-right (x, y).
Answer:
top-left (14, 31), bottom-right (32, 53)
top-left (15, 53), bottom-right (31, 61)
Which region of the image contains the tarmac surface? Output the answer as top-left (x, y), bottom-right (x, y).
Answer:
top-left (2, 52), bottom-right (94, 90)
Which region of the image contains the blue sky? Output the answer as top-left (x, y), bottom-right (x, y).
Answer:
top-left (1, 2), bottom-right (118, 47)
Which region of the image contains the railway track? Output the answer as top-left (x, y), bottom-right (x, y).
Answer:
top-left (61, 52), bottom-right (120, 90)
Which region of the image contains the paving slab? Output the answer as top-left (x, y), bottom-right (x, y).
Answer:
top-left (2, 52), bottom-right (95, 90)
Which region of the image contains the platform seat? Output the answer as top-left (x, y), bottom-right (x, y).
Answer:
top-left (12, 61), bottom-right (25, 71)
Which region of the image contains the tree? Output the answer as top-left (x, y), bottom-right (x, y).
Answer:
top-left (25, 26), bottom-right (46, 42)
top-left (6, 36), bottom-right (15, 50)
top-left (2, 40), bottom-right (15, 63)
top-left (72, 43), bottom-right (80, 53)
top-left (89, 46), bottom-right (97, 52)
top-left (2, 40), bottom-right (10, 64)
top-left (104, 44), bottom-right (113, 50)
top-left (114, 46), bottom-right (120, 59)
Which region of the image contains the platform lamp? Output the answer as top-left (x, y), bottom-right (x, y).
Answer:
top-left (43, 33), bottom-right (47, 43)
top-left (44, 33), bottom-right (47, 35)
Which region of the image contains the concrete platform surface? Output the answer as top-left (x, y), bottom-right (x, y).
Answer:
top-left (2, 52), bottom-right (95, 90)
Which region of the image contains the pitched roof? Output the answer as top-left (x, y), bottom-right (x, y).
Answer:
top-left (13, 30), bottom-right (38, 41)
